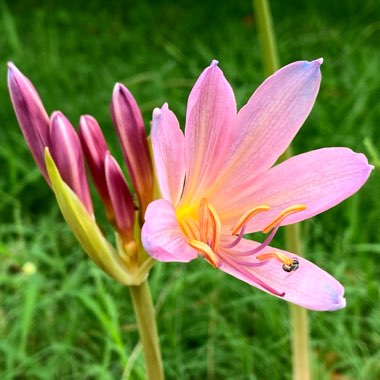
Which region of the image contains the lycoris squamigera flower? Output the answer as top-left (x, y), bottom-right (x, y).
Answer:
top-left (142, 59), bottom-right (373, 310)
top-left (8, 62), bottom-right (155, 285)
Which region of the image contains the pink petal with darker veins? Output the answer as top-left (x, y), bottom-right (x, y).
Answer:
top-left (215, 148), bottom-right (373, 232)
top-left (151, 104), bottom-right (185, 206)
top-left (219, 238), bottom-right (346, 311)
top-left (212, 60), bottom-right (322, 196)
top-left (181, 60), bottom-right (237, 205)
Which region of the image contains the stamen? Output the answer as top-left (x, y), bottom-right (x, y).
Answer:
top-left (223, 249), bottom-right (271, 267)
top-left (256, 252), bottom-right (294, 266)
top-left (256, 252), bottom-right (300, 272)
top-left (262, 204), bottom-right (306, 234)
top-left (198, 198), bottom-right (222, 253)
top-left (206, 202), bottom-right (221, 253)
top-left (229, 225), bottom-right (280, 255)
top-left (199, 198), bottom-right (209, 243)
top-left (231, 205), bottom-right (270, 235)
top-left (188, 240), bottom-right (221, 268)
top-left (223, 225), bottom-right (247, 248)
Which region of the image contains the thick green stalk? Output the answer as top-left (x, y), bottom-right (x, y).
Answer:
top-left (129, 280), bottom-right (165, 380)
top-left (253, 1), bottom-right (311, 380)
top-left (285, 221), bottom-right (311, 380)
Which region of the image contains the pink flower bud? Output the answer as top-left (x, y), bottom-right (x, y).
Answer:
top-left (110, 83), bottom-right (153, 217)
top-left (79, 115), bottom-right (113, 218)
top-left (104, 152), bottom-right (135, 241)
top-left (7, 62), bottom-right (50, 182)
top-left (50, 111), bottom-right (93, 214)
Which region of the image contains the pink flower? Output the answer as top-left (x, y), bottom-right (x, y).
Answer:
top-left (142, 59), bottom-right (373, 311)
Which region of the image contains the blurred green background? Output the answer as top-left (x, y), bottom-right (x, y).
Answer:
top-left (0, 0), bottom-right (379, 379)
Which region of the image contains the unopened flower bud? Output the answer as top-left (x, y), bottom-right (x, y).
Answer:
top-left (110, 83), bottom-right (153, 217)
top-left (7, 62), bottom-right (50, 182)
top-left (50, 111), bottom-right (93, 214)
top-left (105, 152), bottom-right (135, 241)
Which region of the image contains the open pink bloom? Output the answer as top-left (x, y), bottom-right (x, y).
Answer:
top-left (142, 59), bottom-right (373, 311)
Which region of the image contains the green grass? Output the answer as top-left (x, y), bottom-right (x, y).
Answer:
top-left (0, 0), bottom-right (379, 379)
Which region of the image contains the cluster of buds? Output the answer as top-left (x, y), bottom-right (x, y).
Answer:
top-left (8, 63), bottom-right (156, 285)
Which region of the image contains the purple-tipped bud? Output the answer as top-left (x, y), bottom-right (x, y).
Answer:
top-left (110, 83), bottom-right (153, 217)
top-left (104, 152), bottom-right (135, 241)
top-left (79, 115), bottom-right (113, 218)
top-left (7, 62), bottom-right (50, 182)
top-left (50, 111), bottom-right (93, 214)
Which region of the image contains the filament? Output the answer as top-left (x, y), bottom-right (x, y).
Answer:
top-left (206, 201), bottom-right (221, 252)
top-left (231, 204), bottom-right (270, 235)
top-left (262, 204), bottom-right (306, 234)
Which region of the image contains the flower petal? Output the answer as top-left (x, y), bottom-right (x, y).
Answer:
top-left (213, 59), bottom-right (322, 194)
top-left (151, 104), bottom-right (185, 206)
top-left (181, 60), bottom-right (237, 204)
top-left (216, 148), bottom-right (373, 232)
top-left (219, 239), bottom-right (345, 311)
top-left (8, 62), bottom-right (50, 181)
top-left (45, 148), bottom-right (135, 285)
top-left (50, 111), bottom-right (93, 214)
top-left (142, 199), bottom-right (198, 262)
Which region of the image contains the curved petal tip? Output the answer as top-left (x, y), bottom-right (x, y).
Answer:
top-left (7, 61), bottom-right (17, 71)
top-left (112, 82), bottom-right (122, 94)
top-left (152, 107), bottom-right (162, 121)
top-left (329, 294), bottom-right (346, 311)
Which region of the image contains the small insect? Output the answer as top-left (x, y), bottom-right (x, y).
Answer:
top-left (282, 258), bottom-right (299, 273)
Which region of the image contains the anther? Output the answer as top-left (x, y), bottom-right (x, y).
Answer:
top-left (262, 204), bottom-right (306, 234)
top-left (231, 205), bottom-right (270, 235)
top-left (256, 252), bottom-right (294, 267)
top-left (188, 240), bottom-right (221, 268)
top-left (256, 253), bottom-right (299, 273)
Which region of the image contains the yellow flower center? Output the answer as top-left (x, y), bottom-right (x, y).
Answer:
top-left (177, 197), bottom-right (306, 271)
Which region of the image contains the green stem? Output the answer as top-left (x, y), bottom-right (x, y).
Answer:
top-left (129, 280), bottom-right (165, 380)
top-left (285, 223), bottom-right (311, 380)
top-left (253, 1), bottom-right (311, 380)
top-left (253, 0), bottom-right (279, 75)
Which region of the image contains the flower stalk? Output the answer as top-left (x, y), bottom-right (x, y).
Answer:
top-left (253, 0), bottom-right (311, 379)
top-left (129, 280), bottom-right (165, 380)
